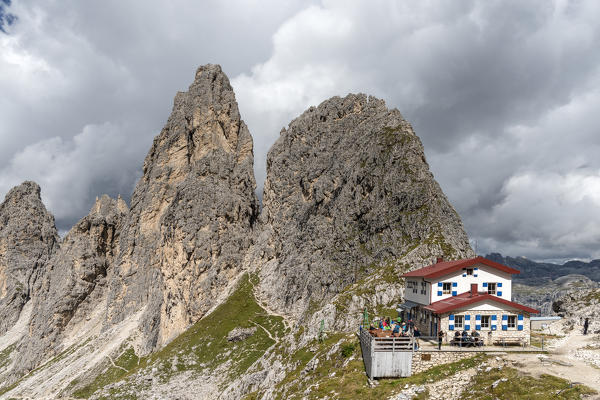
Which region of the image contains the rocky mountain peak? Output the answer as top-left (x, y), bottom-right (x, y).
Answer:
top-left (254, 93), bottom-right (474, 320)
top-left (0, 181), bottom-right (58, 335)
top-left (15, 194), bottom-right (128, 375)
top-left (106, 64), bottom-right (259, 353)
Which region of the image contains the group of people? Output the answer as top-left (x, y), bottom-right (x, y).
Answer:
top-left (451, 329), bottom-right (482, 347)
top-left (369, 317), bottom-right (421, 338)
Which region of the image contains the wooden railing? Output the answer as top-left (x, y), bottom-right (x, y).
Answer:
top-left (373, 336), bottom-right (414, 352)
top-left (359, 329), bottom-right (414, 352)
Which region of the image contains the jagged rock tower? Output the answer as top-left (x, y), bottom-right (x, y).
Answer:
top-left (0, 182), bottom-right (58, 335)
top-left (16, 195), bottom-right (128, 374)
top-left (106, 64), bottom-right (259, 352)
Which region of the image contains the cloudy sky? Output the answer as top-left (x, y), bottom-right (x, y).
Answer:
top-left (1, 0), bottom-right (599, 262)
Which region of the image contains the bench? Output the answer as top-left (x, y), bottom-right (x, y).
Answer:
top-left (493, 337), bottom-right (525, 347)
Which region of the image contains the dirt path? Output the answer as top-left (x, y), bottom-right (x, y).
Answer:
top-left (504, 331), bottom-right (600, 393)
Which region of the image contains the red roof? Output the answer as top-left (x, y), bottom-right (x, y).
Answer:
top-left (401, 256), bottom-right (520, 279)
top-left (423, 291), bottom-right (539, 314)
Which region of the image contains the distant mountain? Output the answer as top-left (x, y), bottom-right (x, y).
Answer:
top-left (485, 253), bottom-right (600, 285)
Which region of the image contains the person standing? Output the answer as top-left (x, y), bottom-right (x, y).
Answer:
top-left (584, 318), bottom-right (590, 335)
top-left (438, 329), bottom-right (444, 350)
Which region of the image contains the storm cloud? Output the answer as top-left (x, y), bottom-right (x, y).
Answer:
top-left (1, 0), bottom-right (599, 261)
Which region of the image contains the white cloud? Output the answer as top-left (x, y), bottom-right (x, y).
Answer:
top-left (0, 122), bottom-right (144, 226)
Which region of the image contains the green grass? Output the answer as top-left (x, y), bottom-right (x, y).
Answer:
top-left (581, 289), bottom-right (600, 306)
top-left (73, 347), bottom-right (139, 398)
top-left (0, 344), bottom-right (16, 370)
top-left (463, 367), bottom-right (597, 399)
top-left (269, 335), bottom-right (485, 400)
top-left (71, 274), bottom-right (285, 398)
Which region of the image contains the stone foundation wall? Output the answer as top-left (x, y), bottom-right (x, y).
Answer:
top-left (439, 310), bottom-right (531, 345)
top-left (411, 351), bottom-right (475, 374)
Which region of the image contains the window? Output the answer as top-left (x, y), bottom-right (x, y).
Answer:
top-left (488, 282), bottom-right (497, 295)
top-left (507, 315), bottom-right (516, 329)
top-left (454, 315), bottom-right (464, 329)
top-left (420, 281), bottom-right (427, 295)
top-left (442, 282), bottom-right (451, 294)
top-left (464, 268), bottom-right (474, 275)
top-left (481, 315), bottom-right (490, 329)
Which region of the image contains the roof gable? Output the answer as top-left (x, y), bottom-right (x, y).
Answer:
top-left (423, 292), bottom-right (538, 314)
top-left (401, 256), bottom-right (520, 279)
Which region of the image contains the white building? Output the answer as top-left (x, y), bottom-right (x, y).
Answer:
top-left (398, 257), bottom-right (538, 345)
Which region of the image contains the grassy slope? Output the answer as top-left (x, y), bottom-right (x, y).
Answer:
top-left (71, 274), bottom-right (286, 399)
top-left (464, 367), bottom-right (597, 399)
top-left (243, 334), bottom-right (485, 400)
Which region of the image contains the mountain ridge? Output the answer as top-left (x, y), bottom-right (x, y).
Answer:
top-left (0, 64), bottom-right (474, 399)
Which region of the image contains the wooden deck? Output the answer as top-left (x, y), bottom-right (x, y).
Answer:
top-left (359, 329), bottom-right (414, 378)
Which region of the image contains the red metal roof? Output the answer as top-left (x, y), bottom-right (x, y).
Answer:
top-left (400, 256), bottom-right (520, 279)
top-left (423, 291), bottom-right (539, 314)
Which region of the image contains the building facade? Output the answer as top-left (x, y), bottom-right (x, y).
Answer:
top-left (399, 257), bottom-right (538, 345)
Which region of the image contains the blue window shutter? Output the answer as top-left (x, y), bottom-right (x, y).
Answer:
top-left (449, 314), bottom-right (454, 320)
top-left (497, 291), bottom-right (502, 297)
top-left (475, 315), bottom-right (481, 321)
top-left (449, 314), bottom-right (454, 330)
top-left (517, 314), bottom-right (524, 331)
top-left (497, 282), bottom-right (502, 287)
top-left (474, 274), bottom-right (478, 277)
top-left (465, 315), bottom-right (471, 321)
top-left (465, 315), bottom-right (470, 329)
top-left (438, 282), bottom-right (443, 287)
top-left (502, 315), bottom-right (508, 321)
top-left (452, 282), bottom-right (457, 287)
top-left (491, 314), bottom-right (497, 330)
top-left (474, 267), bottom-right (478, 270)
top-left (491, 315), bottom-right (497, 320)
top-left (501, 314), bottom-right (508, 331)
top-left (483, 282), bottom-right (488, 287)
top-left (452, 291), bottom-right (457, 296)
top-left (475, 314), bottom-right (481, 330)
top-left (437, 291), bottom-right (443, 296)
top-left (502, 324), bottom-right (508, 331)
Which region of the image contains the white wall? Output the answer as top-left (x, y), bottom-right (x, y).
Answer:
top-left (454, 300), bottom-right (521, 312)
top-left (403, 277), bottom-right (430, 305)
top-left (429, 262), bottom-right (513, 303)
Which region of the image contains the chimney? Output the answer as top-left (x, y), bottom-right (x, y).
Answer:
top-left (436, 257), bottom-right (444, 264)
top-left (470, 283), bottom-right (478, 297)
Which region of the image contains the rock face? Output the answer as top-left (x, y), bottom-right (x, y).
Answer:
top-left (0, 182), bottom-right (58, 335)
top-left (513, 274), bottom-right (599, 315)
top-left (253, 94), bottom-right (474, 319)
top-left (15, 195), bottom-right (128, 373)
top-left (551, 287), bottom-right (600, 334)
top-left (106, 64), bottom-right (259, 352)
